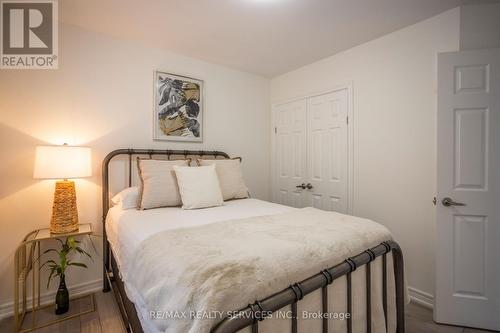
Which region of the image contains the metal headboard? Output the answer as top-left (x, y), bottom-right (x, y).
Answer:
top-left (101, 148), bottom-right (230, 291)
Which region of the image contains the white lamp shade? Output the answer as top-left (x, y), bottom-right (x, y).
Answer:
top-left (34, 145), bottom-right (92, 179)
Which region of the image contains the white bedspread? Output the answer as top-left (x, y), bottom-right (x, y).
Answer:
top-left (107, 201), bottom-right (394, 333)
top-left (106, 199), bottom-right (293, 276)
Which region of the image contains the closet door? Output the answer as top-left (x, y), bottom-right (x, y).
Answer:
top-left (307, 89), bottom-right (349, 213)
top-left (274, 99), bottom-right (308, 207)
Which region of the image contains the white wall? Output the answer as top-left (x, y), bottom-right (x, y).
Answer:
top-left (270, 8), bottom-right (460, 298)
top-left (460, 3), bottom-right (500, 50)
top-left (0, 23), bottom-right (270, 315)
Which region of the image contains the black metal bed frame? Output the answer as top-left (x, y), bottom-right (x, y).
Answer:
top-left (102, 148), bottom-right (406, 333)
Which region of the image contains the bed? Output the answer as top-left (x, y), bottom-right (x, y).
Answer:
top-left (102, 149), bottom-right (405, 333)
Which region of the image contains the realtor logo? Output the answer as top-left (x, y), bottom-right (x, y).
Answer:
top-left (1, 0), bottom-right (58, 69)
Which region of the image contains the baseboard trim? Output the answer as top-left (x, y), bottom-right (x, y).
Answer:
top-left (408, 286), bottom-right (434, 309)
top-left (0, 279), bottom-right (102, 320)
top-left (1, 280), bottom-right (434, 319)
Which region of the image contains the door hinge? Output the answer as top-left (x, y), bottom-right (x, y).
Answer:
top-left (346, 116), bottom-right (349, 125)
top-left (274, 127), bottom-right (277, 134)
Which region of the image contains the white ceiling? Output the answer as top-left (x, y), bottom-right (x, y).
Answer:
top-left (61, 0), bottom-right (473, 77)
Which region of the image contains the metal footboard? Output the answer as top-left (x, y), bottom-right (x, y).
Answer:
top-left (211, 240), bottom-right (405, 333)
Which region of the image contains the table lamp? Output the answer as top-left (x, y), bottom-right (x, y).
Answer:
top-left (33, 144), bottom-right (92, 234)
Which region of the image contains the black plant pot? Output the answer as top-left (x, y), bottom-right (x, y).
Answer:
top-left (55, 274), bottom-right (69, 315)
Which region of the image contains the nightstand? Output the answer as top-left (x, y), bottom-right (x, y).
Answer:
top-left (14, 223), bottom-right (95, 332)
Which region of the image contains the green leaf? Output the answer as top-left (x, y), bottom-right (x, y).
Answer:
top-left (68, 262), bottom-right (87, 268)
top-left (42, 248), bottom-right (59, 255)
top-left (75, 246), bottom-right (92, 260)
top-left (40, 259), bottom-right (57, 270)
top-left (55, 238), bottom-right (64, 247)
top-left (35, 249), bottom-right (59, 266)
top-left (67, 236), bottom-right (77, 249)
top-left (47, 267), bottom-right (57, 289)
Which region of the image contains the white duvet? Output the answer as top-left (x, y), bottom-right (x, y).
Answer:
top-left (106, 199), bottom-right (293, 275)
top-left (106, 199), bottom-right (398, 333)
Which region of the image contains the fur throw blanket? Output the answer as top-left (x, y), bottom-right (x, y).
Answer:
top-left (126, 207), bottom-right (392, 333)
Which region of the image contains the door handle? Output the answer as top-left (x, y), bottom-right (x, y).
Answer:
top-left (306, 183), bottom-right (313, 189)
top-left (296, 183), bottom-right (306, 189)
top-left (442, 197), bottom-right (466, 207)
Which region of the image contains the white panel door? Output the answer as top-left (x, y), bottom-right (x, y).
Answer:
top-left (307, 89), bottom-right (349, 213)
top-left (436, 49), bottom-right (500, 330)
top-left (274, 99), bottom-right (308, 208)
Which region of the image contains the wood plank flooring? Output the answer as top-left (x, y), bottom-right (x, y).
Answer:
top-left (0, 294), bottom-right (497, 333)
top-left (0, 292), bottom-right (126, 333)
top-left (406, 302), bottom-right (497, 333)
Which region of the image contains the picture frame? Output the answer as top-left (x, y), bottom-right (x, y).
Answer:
top-left (153, 71), bottom-right (203, 142)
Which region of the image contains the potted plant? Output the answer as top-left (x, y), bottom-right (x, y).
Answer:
top-left (40, 236), bottom-right (91, 314)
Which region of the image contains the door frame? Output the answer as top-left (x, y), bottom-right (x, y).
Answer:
top-left (271, 82), bottom-right (354, 214)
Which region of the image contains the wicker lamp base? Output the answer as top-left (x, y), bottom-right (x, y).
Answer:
top-left (51, 180), bottom-right (79, 234)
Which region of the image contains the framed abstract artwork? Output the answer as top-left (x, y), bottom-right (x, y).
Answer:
top-left (153, 71), bottom-right (203, 141)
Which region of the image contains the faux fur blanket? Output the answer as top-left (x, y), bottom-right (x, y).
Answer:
top-left (127, 207), bottom-right (393, 333)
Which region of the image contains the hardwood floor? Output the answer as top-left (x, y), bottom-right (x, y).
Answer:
top-left (405, 302), bottom-right (496, 333)
top-left (0, 292), bottom-right (126, 333)
top-left (0, 294), bottom-right (497, 333)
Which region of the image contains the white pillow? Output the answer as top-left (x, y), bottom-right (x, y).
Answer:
top-left (173, 165), bottom-right (224, 209)
top-left (137, 158), bottom-right (189, 209)
top-left (111, 187), bottom-right (139, 210)
top-left (197, 158), bottom-right (249, 200)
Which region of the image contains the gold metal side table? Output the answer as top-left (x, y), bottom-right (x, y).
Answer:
top-left (14, 223), bottom-right (95, 332)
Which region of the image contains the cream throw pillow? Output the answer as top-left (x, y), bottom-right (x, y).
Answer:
top-left (137, 158), bottom-right (189, 209)
top-left (197, 158), bottom-right (249, 200)
top-left (173, 165), bottom-right (224, 209)
top-left (111, 186), bottom-right (139, 210)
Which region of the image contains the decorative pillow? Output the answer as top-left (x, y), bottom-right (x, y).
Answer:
top-left (197, 158), bottom-right (249, 200)
top-left (173, 165), bottom-right (224, 209)
top-left (111, 186), bottom-right (139, 210)
top-left (137, 158), bottom-right (189, 209)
